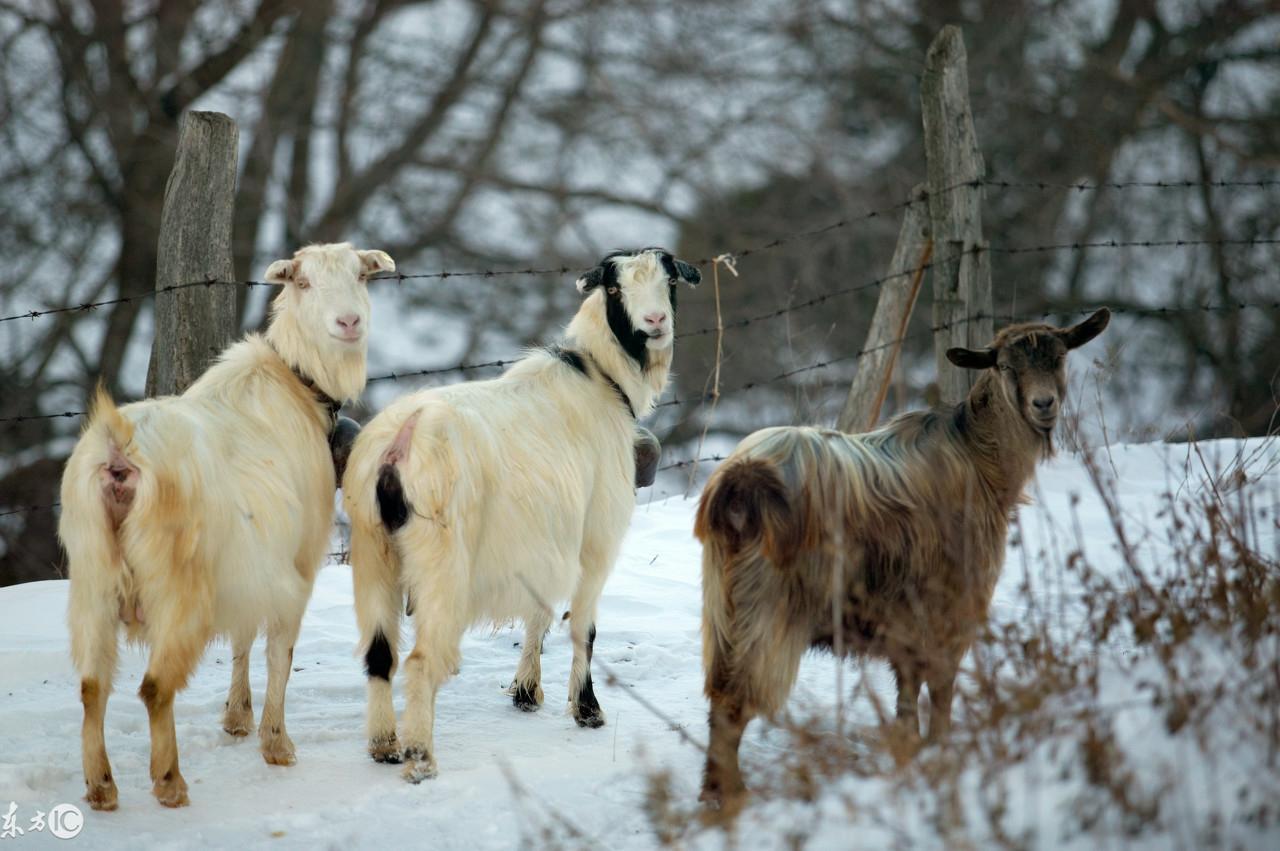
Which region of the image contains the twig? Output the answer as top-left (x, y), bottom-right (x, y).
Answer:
top-left (685, 253), bottom-right (738, 495)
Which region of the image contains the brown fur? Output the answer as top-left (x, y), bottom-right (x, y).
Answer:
top-left (693, 310), bottom-right (1109, 811)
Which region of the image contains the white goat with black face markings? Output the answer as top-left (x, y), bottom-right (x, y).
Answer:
top-left (59, 242), bottom-right (394, 811)
top-left (342, 247), bottom-right (700, 782)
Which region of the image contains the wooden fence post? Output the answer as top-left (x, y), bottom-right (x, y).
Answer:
top-left (921, 25), bottom-right (993, 406)
top-left (145, 111), bottom-right (239, 397)
top-left (837, 188), bottom-right (932, 432)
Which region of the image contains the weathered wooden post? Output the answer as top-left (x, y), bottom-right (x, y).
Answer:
top-left (920, 25), bottom-right (993, 406)
top-left (145, 111), bottom-right (239, 397)
top-left (837, 187), bottom-right (932, 432)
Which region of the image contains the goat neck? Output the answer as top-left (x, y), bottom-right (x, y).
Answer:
top-left (264, 297), bottom-right (368, 404)
top-left (956, 370), bottom-right (1047, 511)
top-left (563, 292), bottom-right (672, 418)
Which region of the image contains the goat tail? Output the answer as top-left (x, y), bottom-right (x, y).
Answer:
top-left (86, 381), bottom-right (135, 455)
top-left (694, 456), bottom-right (801, 566)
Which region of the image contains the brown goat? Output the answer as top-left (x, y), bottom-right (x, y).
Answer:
top-left (692, 309), bottom-right (1110, 811)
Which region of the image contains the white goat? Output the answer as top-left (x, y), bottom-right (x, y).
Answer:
top-left (343, 247), bottom-right (700, 782)
top-left (59, 242), bottom-right (394, 810)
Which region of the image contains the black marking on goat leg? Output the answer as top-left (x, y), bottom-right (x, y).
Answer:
top-left (574, 674), bottom-right (604, 728)
top-left (546, 345), bottom-right (588, 376)
top-left (365, 630), bottom-right (393, 681)
top-left (574, 624), bottom-right (604, 727)
top-left (605, 288), bottom-right (650, 368)
top-left (512, 681), bottom-right (540, 712)
top-left (376, 464), bottom-right (410, 531)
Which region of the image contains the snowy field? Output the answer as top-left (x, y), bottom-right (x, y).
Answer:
top-left (1, 439), bottom-right (1277, 849)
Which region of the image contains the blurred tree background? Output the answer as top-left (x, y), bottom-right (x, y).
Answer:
top-left (2, 0), bottom-right (1278, 584)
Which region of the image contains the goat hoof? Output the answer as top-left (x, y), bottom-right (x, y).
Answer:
top-left (85, 780), bottom-right (119, 812)
top-left (222, 704), bottom-right (253, 737)
top-left (261, 732), bottom-right (296, 766)
top-left (698, 783), bottom-right (745, 822)
top-left (573, 707), bottom-right (606, 729)
top-left (152, 772), bottom-right (189, 808)
top-left (369, 734), bottom-right (402, 764)
top-left (401, 747), bottom-right (437, 783)
top-left (511, 681), bottom-right (543, 712)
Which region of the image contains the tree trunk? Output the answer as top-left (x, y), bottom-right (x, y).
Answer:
top-left (921, 25), bottom-right (993, 406)
top-left (838, 190), bottom-right (932, 432)
top-left (145, 111), bottom-right (239, 397)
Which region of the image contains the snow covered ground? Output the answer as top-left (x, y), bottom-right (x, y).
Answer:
top-left (1, 439), bottom-right (1277, 849)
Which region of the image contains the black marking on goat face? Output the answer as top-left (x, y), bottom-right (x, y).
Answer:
top-left (365, 630), bottom-right (393, 681)
top-left (657, 252), bottom-right (680, 315)
top-left (376, 464), bottom-right (410, 531)
top-left (605, 284), bottom-right (651, 368)
top-left (580, 248), bottom-right (693, 368)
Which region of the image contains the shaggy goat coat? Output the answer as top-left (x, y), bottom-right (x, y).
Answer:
top-left (343, 249), bottom-right (695, 781)
top-left (59, 243), bottom-right (391, 810)
top-left (693, 311), bottom-right (1110, 808)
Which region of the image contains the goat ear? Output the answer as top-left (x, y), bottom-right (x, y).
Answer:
top-left (264, 259), bottom-right (296, 285)
top-left (358, 250), bottom-right (395, 277)
top-left (357, 249), bottom-right (395, 278)
top-left (575, 265), bottom-right (606, 294)
top-left (946, 347), bottom-right (998, 370)
top-left (673, 258), bottom-right (701, 286)
top-left (1059, 307), bottom-right (1111, 349)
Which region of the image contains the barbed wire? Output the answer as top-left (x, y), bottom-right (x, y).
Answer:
top-left (673, 236), bottom-right (1279, 342)
top-left (0, 184), bottom-right (939, 324)
top-left (5, 297), bottom-right (1278, 427)
top-left (657, 455), bottom-right (727, 472)
top-left (365, 357), bottom-right (519, 384)
top-left (983, 177), bottom-right (1280, 191)
top-left (3, 296), bottom-right (1277, 518)
top-left (4, 175), bottom-right (1277, 325)
top-left (656, 299), bottom-right (1280, 410)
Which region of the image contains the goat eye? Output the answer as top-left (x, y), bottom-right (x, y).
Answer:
top-left (296, 279), bottom-right (311, 290)
top-left (606, 286), bottom-right (619, 295)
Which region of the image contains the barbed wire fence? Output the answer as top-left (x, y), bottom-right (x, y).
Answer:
top-left (3, 176), bottom-right (1279, 554)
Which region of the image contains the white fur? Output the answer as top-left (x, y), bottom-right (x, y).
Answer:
top-left (58, 242), bottom-right (393, 810)
top-left (344, 249), bottom-right (682, 781)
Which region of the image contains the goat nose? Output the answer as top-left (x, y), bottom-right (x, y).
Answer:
top-left (1032, 396), bottom-right (1055, 411)
top-left (336, 314), bottom-right (360, 329)
top-left (644, 312), bottom-right (667, 327)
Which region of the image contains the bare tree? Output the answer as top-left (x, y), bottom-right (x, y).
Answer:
top-left (2, 0), bottom-right (1277, 584)
top-left (661, 0), bottom-right (1280, 445)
